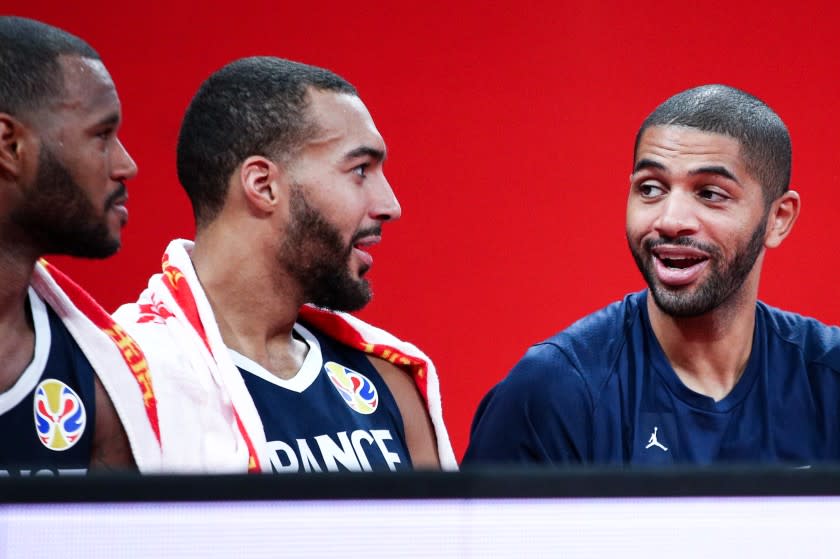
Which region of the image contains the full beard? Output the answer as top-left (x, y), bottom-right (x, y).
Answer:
top-left (278, 185), bottom-right (375, 312)
top-left (628, 217), bottom-right (768, 317)
top-left (11, 144), bottom-right (122, 258)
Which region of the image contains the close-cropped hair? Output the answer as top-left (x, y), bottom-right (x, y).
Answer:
top-left (0, 16), bottom-right (99, 116)
top-left (634, 84), bottom-right (791, 205)
top-left (176, 56), bottom-right (358, 227)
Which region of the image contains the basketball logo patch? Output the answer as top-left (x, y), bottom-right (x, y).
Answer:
top-left (33, 379), bottom-right (87, 451)
top-left (324, 361), bottom-right (378, 414)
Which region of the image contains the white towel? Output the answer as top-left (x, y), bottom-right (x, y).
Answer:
top-left (31, 260), bottom-right (162, 472)
top-left (114, 239), bottom-right (457, 472)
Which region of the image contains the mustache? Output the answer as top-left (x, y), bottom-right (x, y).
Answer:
top-left (643, 235), bottom-right (718, 255)
top-left (350, 225), bottom-right (382, 245)
top-left (104, 183), bottom-right (128, 209)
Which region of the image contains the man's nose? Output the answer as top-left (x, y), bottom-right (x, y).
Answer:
top-left (370, 174), bottom-right (401, 222)
top-left (653, 190), bottom-right (699, 238)
top-left (112, 138), bottom-right (138, 181)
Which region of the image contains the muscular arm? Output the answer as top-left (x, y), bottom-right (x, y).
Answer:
top-left (368, 356), bottom-right (440, 469)
top-left (90, 375), bottom-right (136, 472)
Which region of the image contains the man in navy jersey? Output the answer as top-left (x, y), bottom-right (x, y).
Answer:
top-left (464, 84), bottom-right (840, 466)
top-left (115, 57), bottom-right (455, 472)
top-left (0, 17), bottom-right (150, 474)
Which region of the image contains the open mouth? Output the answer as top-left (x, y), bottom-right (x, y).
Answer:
top-left (651, 247), bottom-right (710, 286)
top-left (352, 237), bottom-right (380, 270)
top-left (658, 255), bottom-right (707, 270)
top-left (353, 239), bottom-right (377, 250)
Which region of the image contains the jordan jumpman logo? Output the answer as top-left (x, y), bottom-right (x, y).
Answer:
top-left (645, 426), bottom-right (668, 451)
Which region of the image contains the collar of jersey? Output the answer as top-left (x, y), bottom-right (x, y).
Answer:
top-left (0, 287), bottom-right (51, 413)
top-left (641, 290), bottom-right (763, 413)
top-left (227, 322), bottom-right (323, 393)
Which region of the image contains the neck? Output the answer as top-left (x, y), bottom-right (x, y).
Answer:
top-left (647, 278), bottom-right (759, 401)
top-left (191, 222), bottom-right (309, 379)
top-left (0, 228), bottom-right (41, 391)
top-left (0, 220), bottom-right (41, 303)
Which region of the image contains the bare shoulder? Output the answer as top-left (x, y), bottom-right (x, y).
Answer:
top-left (367, 356), bottom-right (440, 470)
top-left (91, 375), bottom-right (136, 472)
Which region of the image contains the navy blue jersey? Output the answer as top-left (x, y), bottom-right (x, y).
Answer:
top-left (463, 291), bottom-right (840, 466)
top-left (0, 290), bottom-right (95, 476)
top-left (233, 321), bottom-right (411, 473)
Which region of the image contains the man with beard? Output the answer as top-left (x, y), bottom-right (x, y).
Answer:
top-left (463, 84), bottom-right (840, 466)
top-left (114, 57), bottom-right (456, 473)
top-left (0, 17), bottom-right (161, 474)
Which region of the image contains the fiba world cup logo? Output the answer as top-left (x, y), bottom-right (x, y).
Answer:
top-left (324, 362), bottom-right (379, 415)
top-left (33, 379), bottom-right (87, 451)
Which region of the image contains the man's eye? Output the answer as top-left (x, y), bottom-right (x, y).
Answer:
top-left (96, 129), bottom-right (113, 140)
top-left (638, 183), bottom-right (664, 198)
top-left (699, 189), bottom-right (727, 202)
top-left (353, 164), bottom-right (368, 178)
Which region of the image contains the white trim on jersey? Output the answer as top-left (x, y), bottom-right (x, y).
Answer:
top-left (0, 288), bottom-right (51, 414)
top-left (228, 323), bottom-right (323, 393)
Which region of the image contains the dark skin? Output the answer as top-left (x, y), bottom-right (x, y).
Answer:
top-left (0, 55), bottom-right (138, 472)
top-left (91, 376), bottom-right (135, 470)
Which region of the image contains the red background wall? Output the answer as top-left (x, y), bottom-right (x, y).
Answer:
top-left (12, 1), bottom-right (840, 459)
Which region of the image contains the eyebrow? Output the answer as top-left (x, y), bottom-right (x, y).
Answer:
top-left (343, 146), bottom-right (386, 163)
top-left (632, 158), bottom-right (665, 173)
top-left (94, 112), bottom-right (121, 129)
top-left (632, 159), bottom-right (740, 183)
top-left (688, 165), bottom-right (739, 183)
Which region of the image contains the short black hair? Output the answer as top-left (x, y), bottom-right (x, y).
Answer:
top-left (0, 16), bottom-right (100, 116)
top-left (176, 56), bottom-right (358, 227)
top-left (634, 84), bottom-right (791, 204)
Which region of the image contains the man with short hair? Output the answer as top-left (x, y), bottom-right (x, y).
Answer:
top-left (0, 16), bottom-right (161, 474)
top-left (115, 57), bottom-right (456, 472)
top-left (464, 84), bottom-right (840, 466)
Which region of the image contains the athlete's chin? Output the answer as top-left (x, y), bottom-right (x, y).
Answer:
top-left (101, 229), bottom-right (123, 255)
top-left (649, 287), bottom-right (716, 318)
top-left (106, 209), bottom-right (127, 234)
top-left (107, 226), bottom-right (123, 245)
top-left (87, 224), bottom-right (123, 259)
top-left (84, 239), bottom-right (121, 259)
top-left (344, 258), bottom-right (371, 280)
top-left (309, 276), bottom-right (372, 313)
top-left (62, 239), bottom-right (121, 260)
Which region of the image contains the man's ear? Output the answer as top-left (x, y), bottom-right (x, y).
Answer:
top-left (0, 113), bottom-right (28, 179)
top-left (764, 190), bottom-right (800, 249)
top-left (238, 155), bottom-right (284, 216)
